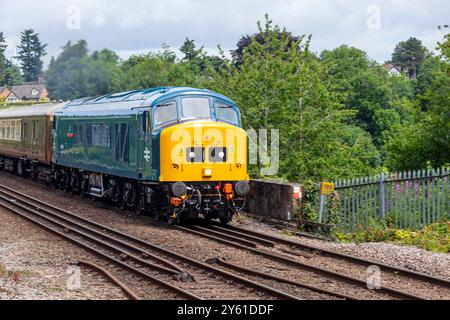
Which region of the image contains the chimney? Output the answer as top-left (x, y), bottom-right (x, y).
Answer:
top-left (37, 74), bottom-right (46, 84)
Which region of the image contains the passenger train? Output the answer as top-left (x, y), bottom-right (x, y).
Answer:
top-left (0, 87), bottom-right (250, 224)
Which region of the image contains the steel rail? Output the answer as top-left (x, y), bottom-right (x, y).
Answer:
top-left (0, 184), bottom-right (299, 300)
top-left (0, 184), bottom-right (184, 274)
top-left (77, 261), bottom-right (141, 300)
top-left (0, 197), bottom-right (201, 300)
top-left (194, 224), bottom-right (275, 247)
top-left (0, 192), bottom-right (183, 278)
top-left (208, 257), bottom-right (359, 300)
top-left (174, 226), bottom-right (427, 300)
top-left (210, 223), bottom-right (450, 288)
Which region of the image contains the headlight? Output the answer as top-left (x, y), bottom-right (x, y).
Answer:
top-left (171, 182), bottom-right (187, 197)
top-left (235, 181), bottom-right (250, 196)
top-left (203, 168), bottom-right (213, 177)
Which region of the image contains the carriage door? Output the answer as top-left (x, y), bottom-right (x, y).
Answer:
top-left (31, 119), bottom-right (40, 158)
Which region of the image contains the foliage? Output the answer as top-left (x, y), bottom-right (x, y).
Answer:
top-left (206, 17), bottom-right (380, 181)
top-left (320, 45), bottom-right (415, 153)
top-left (391, 37), bottom-right (427, 79)
top-left (15, 29), bottom-right (47, 82)
top-left (7, 15), bottom-right (447, 181)
top-left (0, 32), bottom-right (6, 84)
top-left (336, 219), bottom-right (450, 253)
top-left (3, 59), bottom-right (23, 86)
top-left (386, 33), bottom-right (450, 170)
top-left (46, 40), bottom-right (122, 100)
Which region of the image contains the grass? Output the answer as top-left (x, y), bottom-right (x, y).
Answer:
top-left (0, 263), bottom-right (6, 277)
top-left (335, 219), bottom-right (450, 253)
top-left (0, 263), bottom-right (34, 282)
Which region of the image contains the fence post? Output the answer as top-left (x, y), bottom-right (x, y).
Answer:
top-left (379, 172), bottom-right (386, 219)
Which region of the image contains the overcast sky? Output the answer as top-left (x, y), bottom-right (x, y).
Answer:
top-left (1, 0), bottom-right (448, 66)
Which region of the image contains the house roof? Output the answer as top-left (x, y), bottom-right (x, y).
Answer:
top-left (9, 84), bottom-right (47, 100)
top-left (383, 63), bottom-right (401, 73)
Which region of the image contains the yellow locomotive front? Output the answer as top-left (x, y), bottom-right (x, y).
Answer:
top-left (153, 92), bottom-right (249, 224)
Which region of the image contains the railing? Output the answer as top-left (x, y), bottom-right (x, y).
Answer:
top-left (314, 167), bottom-right (450, 232)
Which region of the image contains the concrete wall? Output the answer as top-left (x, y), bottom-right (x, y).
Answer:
top-left (245, 180), bottom-right (300, 221)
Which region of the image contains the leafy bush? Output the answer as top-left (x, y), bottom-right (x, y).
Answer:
top-left (336, 219), bottom-right (450, 253)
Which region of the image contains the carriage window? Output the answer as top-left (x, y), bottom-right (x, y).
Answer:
top-left (181, 97), bottom-right (211, 120)
top-left (91, 124), bottom-right (111, 147)
top-left (115, 123), bottom-right (129, 162)
top-left (154, 101), bottom-right (177, 126)
top-left (32, 120), bottom-right (39, 141)
top-left (0, 120), bottom-right (22, 141)
top-left (21, 122), bottom-right (27, 140)
top-left (216, 102), bottom-right (239, 125)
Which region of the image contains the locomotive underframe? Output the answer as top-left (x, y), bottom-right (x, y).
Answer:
top-left (0, 154), bottom-right (244, 224)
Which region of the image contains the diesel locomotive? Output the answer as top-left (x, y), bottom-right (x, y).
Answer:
top-left (0, 87), bottom-right (250, 224)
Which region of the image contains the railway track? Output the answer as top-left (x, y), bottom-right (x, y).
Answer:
top-left (172, 222), bottom-right (450, 300)
top-left (0, 182), bottom-right (352, 300)
top-left (1, 175), bottom-right (448, 300)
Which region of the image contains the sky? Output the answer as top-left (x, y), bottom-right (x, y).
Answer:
top-left (0, 0), bottom-right (448, 67)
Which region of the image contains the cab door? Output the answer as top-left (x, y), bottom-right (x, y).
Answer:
top-left (137, 110), bottom-right (152, 179)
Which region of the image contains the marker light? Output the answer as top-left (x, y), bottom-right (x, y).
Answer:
top-left (203, 168), bottom-right (212, 177)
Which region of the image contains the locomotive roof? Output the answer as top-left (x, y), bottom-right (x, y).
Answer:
top-left (0, 102), bottom-right (66, 118)
top-left (56, 87), bottom-right (237, 117)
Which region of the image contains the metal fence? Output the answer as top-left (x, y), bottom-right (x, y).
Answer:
top-left (314, 167), bottom-right (450, 232)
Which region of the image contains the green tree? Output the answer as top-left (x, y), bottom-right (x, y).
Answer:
top-left (119, 45), bottom-right (199, 91)
top-left (391, 37), bottom-right (427, 79)
top-left (0, 32), bottom-right (7, 84)
top-left (206, 16), bottom-right (380, 181)
top-left (46, 40), bottom-right (90, 100)
top-left (86, 48), bottom-right (122, 95)
top-left (231, 15), bottom-right (303, 67)
top-left (386, 34), bottom-right (450, 170)
top-left (320, 45), bottom-right (415, 152)
top-left (15, 29), bottom-right (47, 82)
top-left (3, 59), bottom-right (23, 86)
top-left (47, 40), bottom-right (123, 100)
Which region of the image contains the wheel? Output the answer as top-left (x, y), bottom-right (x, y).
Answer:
top-left (134, 198), bottom-right (144, 215)
top-left (80, 178), bottom-right (89, 198)
top-left (63, 173), bottom-right (72, 193)
top-left (30, 163), bottom-right (38, 180)
top-left (151, 209), bottom-right (161, 221)
top-left (219, 210), bottom-right (234, 225)
top-left (70, 174), bottom-right (81, 195)
top-left (17, 160), bottom-right (24, 177)
top-left (168, 216), bottom-right (179, 226)
top-left (119, 189), bottom-right (129, 211)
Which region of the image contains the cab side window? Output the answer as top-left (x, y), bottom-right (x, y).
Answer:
top-left (154, 101), bottom-right (177, 127)
top-left (216, 102), bottom-right (239, 126)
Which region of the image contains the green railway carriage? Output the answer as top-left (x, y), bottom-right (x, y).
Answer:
top-left (0, 103), bottom-right (64, 177)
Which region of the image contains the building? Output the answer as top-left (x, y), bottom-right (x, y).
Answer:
top-left (383, 63), bottom-right (402, 76)
top-left (0, 86), bottom-right (11, 100)
top-left (3, 83), bottom-right (49, 103)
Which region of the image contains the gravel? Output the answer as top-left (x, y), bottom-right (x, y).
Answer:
top-left (0, 172), bottom-right (449, 300)
top-left (231, 217), bottom-right (450, 280)
top-left (0, 205), bottom-right (126, 300)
